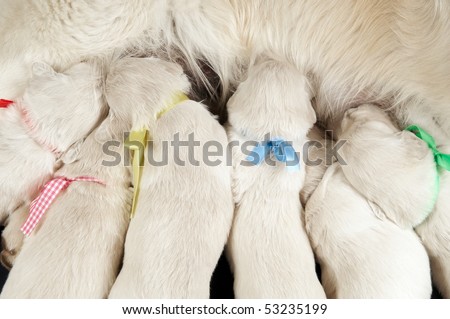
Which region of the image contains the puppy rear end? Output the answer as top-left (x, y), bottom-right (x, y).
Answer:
top-left (109, 101), bottom-right (233, 298)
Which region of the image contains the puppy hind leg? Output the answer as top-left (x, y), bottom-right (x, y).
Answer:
top-left (1, 204), bottom-right (29, 270)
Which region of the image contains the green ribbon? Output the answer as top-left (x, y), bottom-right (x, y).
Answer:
top-left (406, 125), bottom-right (450, 171)
top-left (405, 125), bottom-right (450, 225)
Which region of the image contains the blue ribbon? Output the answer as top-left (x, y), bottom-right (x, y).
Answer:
top-left (247, 139), bottom-right (300, 171)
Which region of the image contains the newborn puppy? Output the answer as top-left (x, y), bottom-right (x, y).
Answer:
top-left (337, 104), bottom-right (437, 228)
top-left (226, 58), bottom-right (326, 298)
top-left (105, 57), bottom-right (234, 298)
top-left (389, 105), bottom-right (450, 297)
top-left (305, 162), bottom-right (432, 298)
top-left (0, 61), bottom-right (104, 226)
top-left (0, 116), bottom-right (132, 298)
top-left (300, 126), bottom-right (330, 208)
top-left (415, 143), bottom-right (450, 298)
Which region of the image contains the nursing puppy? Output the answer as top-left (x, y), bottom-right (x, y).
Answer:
top-left (0, 204), bottom-right (29, 269)
top-left (106, 57), bottom-right (233, 298)
top-left (300, 126), bottom-right (330, 208)
top-left (0, 116), bottom-right (132, 298)
top-left (305, 162), bottom-right (432, 298)
top-left (336, 104), bottom-right (438, 228)
top-left (226, 58), bottom-right (325, 298)
top-left (0, 61), bottom-right (104, 227)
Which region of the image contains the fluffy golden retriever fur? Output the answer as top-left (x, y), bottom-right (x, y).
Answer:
top-left (0, 1), bottom-right (449, 136)
top-left (226, 58), bottom-right (325, 298)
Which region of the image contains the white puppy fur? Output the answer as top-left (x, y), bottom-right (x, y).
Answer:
top-left (392, 99), bottom-right (450, 297)
top-left (104, 57), bottom-right (234, 298)
top-left (0, 1), bottom-right (449, 141)
top-left (305, 161), bottom-right (432, 298)
top-left (0, 119), bottom-right (132, 298)
top-left (415, 142), bottom-right (450, 298)
top-left (226, 58), bottom-right (325, 298)
top-left (300, 127), bottom-right (330, 209)
top-left (336, 104), bottom-right (438, 228)
top-left (0, 204), bottom-right (28, 269)
top-left (0, 61), bottom-right (104, 226)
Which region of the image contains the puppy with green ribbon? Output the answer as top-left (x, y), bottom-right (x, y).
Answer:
top-left (337, 104), bottom-right (439, 229)
top-left (331, 104), bottom-right (450, 297)
top-left (304, 125), bottom-right (432, 298)
top-left (104, 57), bottom-right (234, 299)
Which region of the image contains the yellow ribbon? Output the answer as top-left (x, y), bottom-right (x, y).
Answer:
top-left (125, 92), bottom-right (189, 219)
top-left (125, 129), bottom-right (147, 219)
top-left (156, 92), bottom-right (189, 119)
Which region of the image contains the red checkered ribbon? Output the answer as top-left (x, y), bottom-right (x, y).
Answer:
top-left (1, 99), bottom-right (61, 155)
top-left (21, 176), bottom-right (106, 236)
top-left (0, 99), bottom-right (13, 108)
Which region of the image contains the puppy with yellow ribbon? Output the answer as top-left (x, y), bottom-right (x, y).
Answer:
top-left (1, 98), bottom-right (130, 298)
top-left (106, 57), bottom-right (234, 298)
top-left (226, 58), bottom-right (326, 298)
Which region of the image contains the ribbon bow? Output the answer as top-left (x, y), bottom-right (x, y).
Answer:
top-left (125, 129), bottom-right (147, 219)
top-left (406, 125), bottom-right (450, 171)
top-left (247, 139), bottom-right (300, 171)
top-left (21, 176), bottom-right (106, 236)
top-left (0, 99), bottom-right (13, 108)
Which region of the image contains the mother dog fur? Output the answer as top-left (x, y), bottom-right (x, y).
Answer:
top-left (0, 1), bottom-right (449, 139)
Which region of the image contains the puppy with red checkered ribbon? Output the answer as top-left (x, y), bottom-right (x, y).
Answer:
top-left (0, 61), bottom-right (105, 267)
top-left (0, 106), bottom-right (133, 298)
top-left (226, 57), bottom-right (326, 298)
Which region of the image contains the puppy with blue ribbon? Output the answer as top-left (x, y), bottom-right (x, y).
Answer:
top-left (226, 57), bottom-right (326, 298)
top-left (411, 126), bottom-right (450, 298)
top-left (247, 138), bottom-right (300, 172)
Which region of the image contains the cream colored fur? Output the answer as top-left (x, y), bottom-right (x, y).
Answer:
top-left (0, 204), bottom-right (28, 269)
top-left (0, 1), bottom-right (449, 139)
top-left (0, 122), bottom-right (132, 298)
top-left (104, 57), bottom-right (234, 298)
top-left (0, 61), bottom-right (104, 226)
top-left (305, 162), bottom-right (432, 298)
top-left (337, 104), bottom-right (438, 228)
top-left (415, 142), bottom-right (450, 298)
top-left (1, 0), bottom-right (450, 299)
top-left (300, 127), bottom-right (330, 208)
top-left (392, 100), bottom-right (450, 297)
top-left (226, 58), bottom-right (325, 298)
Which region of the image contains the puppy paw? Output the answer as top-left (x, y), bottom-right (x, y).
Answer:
top-left (0, 205), bottom-right (29, 269)
top-left (1, 237), bottom-right (17, 271)
top-left (1, 230), bottom-right (23, 270)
